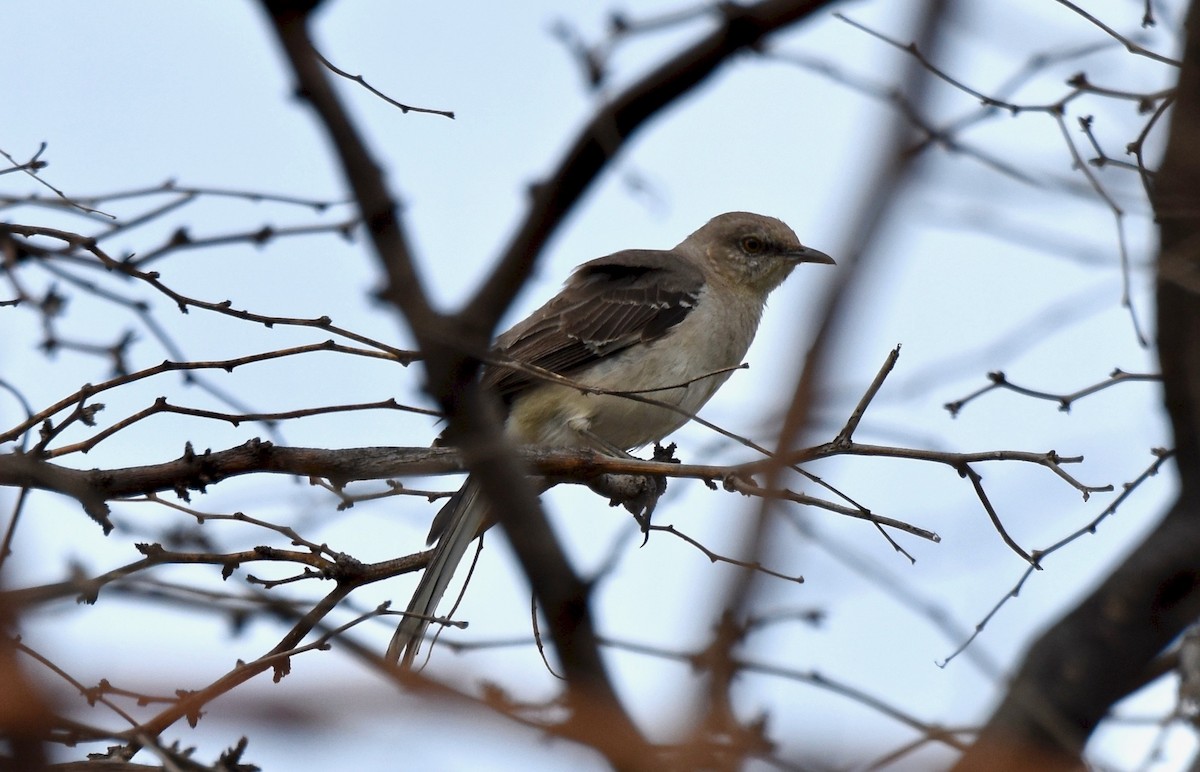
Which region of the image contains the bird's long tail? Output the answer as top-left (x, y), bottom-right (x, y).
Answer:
top-left (386, 478), bottom-right (487, 667)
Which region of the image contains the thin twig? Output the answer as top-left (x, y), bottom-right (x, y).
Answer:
top-left (314, 49), bottom-right (455, 119)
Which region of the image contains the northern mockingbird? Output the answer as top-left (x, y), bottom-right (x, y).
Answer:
top-left (387, 211), bottom-right (834, 666)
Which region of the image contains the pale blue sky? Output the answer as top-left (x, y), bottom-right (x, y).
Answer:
top-left (1, 2), bottom-right (1183, 769)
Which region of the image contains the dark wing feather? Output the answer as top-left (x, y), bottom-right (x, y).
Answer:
top-left (483, 249), bottom-right (704, 402)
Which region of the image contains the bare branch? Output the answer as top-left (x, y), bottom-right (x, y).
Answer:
top-left (0, 142), bottom-right (113, 218)
top-left (314, 49), bottom-right (455, 119)
top-left (945, 368), bottom-right (1161, 416)
top-left (1052, 0), bottom-right (1181, 66)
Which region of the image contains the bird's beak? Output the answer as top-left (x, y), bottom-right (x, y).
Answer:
top-left (788, 245), bottom-right (836, 265)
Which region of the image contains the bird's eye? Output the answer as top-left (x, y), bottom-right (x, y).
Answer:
top-left (741, 236), bottom-right (764, 255)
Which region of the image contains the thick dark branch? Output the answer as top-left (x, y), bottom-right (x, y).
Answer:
top-left (0, 441), bottom-right (461, 503)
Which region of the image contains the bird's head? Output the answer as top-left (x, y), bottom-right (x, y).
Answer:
top-left (681, 211), bottom-right (835, 295)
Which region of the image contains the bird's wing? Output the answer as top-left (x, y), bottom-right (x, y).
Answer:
top-left (483, 249), bottom-right (705, 401)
